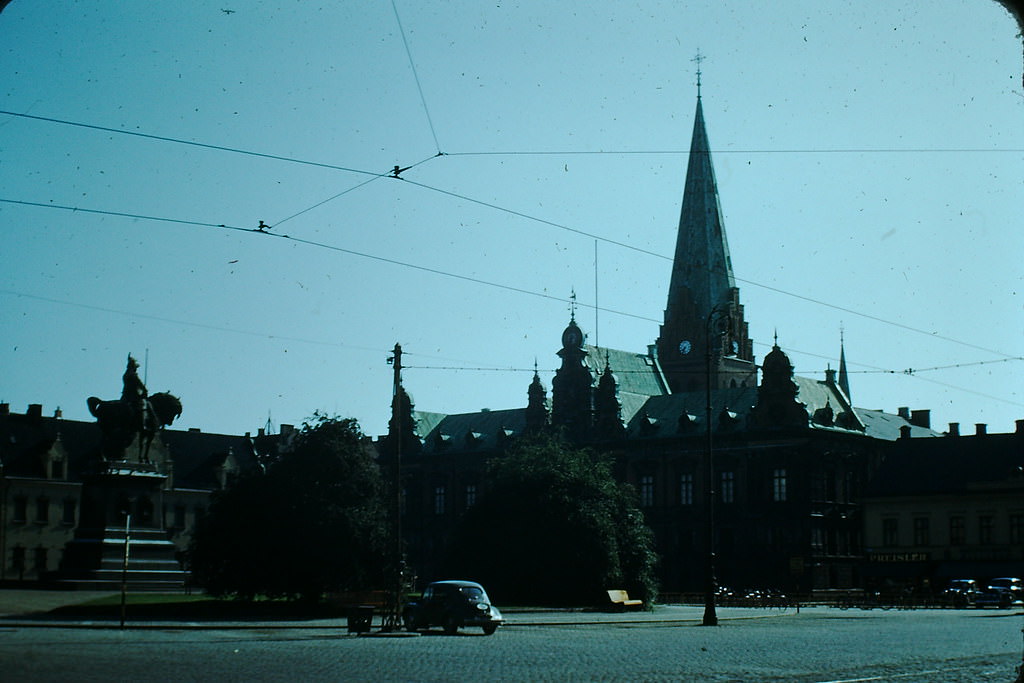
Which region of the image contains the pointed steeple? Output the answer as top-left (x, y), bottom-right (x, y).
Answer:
top-left (838, 330), bottom-right (851, 401)
top-left (525, 360), bottom-right (549, 434)
top-left (657, 91), bottom-right (755, 393)
top-left (664, 95), bottom-right (734, 321)
top-left (593, 354), bottom-right (625, 441)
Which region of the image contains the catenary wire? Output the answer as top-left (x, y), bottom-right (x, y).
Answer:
top-left (3, 197), bottom-right (1019, 406)
top-left (0, 109), bottom-right (382, 176)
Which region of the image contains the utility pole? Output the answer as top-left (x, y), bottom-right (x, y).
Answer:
top-left (702, 304), bottom-right (729, 627)
top-left (383, 343), bottom-right (404, 631)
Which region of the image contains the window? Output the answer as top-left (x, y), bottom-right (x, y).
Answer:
top-left (978, 515), bottom-right (993, 544)
top-left (882, 518), bottom-right (898, 546)
top-left (949, 516), bottom-right (965, 545)
top-left (33, 547), bottom-right (47, 573)
top-left (13, 497), bottom-right (27, 524)
top-left (434, 486), bottom-right (446, 515)
top-left (50, 459), bottom-right (64, 479)
top-left (1010, 514), bottom-right (1023, 545)
top-left (12, 546), bottom-right (25, 574)
top-left (913, 517), bottom-right (930, 546)
top-left (720, 471), bottom-right (735, 504)
top-left (464, 484), bottom-right (477, 508)
top-left (811, 526), bottom-right (825, 551)
top-left (772, 468), bottom-right (787, 502)
top-left (35, 497), bottom-right (49, 524)
top-left (639, 475), bottom-right (655, 508)
top-left (62, 499), bottom-right (76, 526)
top-left (679, 473), bottom-right (694, 506)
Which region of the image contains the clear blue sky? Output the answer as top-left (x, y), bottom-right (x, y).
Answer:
top-left (2, 1), bottom-right (1022, 438)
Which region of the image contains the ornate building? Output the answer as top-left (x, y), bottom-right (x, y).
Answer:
top-left (384, 92), bottom-right (948, 595)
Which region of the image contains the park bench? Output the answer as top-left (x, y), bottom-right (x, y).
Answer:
top-left (606, 589), bottom-right (644, 611)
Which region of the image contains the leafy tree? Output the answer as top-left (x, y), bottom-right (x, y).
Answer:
top-left (443, 435), bottom-right (658, 607)
top-left (189, 414), bottom-right (388, 602)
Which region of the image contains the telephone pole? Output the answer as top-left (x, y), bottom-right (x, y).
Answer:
top-left (383, 343), bottom-right (405, 631)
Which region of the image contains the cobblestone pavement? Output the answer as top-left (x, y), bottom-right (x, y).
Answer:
top-left (0, 600), bottom-right (1021, 682)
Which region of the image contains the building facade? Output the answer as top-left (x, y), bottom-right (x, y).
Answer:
top-left (384, 93), bottom-right (948, 595)
top-left (0, 401), bottom-right (267, 584)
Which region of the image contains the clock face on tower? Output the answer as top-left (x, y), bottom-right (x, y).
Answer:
top-left (678, 340), bottom-right (692, 355)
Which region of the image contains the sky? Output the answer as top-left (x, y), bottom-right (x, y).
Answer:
top-left (1, 1), bottom-right (1022, 439)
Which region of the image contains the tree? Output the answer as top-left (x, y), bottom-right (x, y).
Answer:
top-left (443, 435), bottom-right (658, 607)
top-left (189, 414), bottom-right (388, 602)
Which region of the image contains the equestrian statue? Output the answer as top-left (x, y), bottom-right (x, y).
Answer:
top-left (87, 355), bottom-right (182, 463)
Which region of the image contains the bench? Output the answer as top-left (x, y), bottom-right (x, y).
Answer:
top-left (606, 589), bottom-right (644, 611)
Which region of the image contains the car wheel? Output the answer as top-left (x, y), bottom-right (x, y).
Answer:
top-left (443, 616), bottom-right (459, 635)
top-left (482, 624), bottom-right (498, 636)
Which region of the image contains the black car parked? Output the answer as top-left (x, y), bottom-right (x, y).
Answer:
top-left (404, 580), bottom-right (504, 635)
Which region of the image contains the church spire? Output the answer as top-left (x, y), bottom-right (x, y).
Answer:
top-left (656, 84), bottom-right (755, 393)
top-left (838, 328), bottom-right (851, 401)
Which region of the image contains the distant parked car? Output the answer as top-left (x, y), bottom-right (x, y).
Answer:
top-left (974, 587), bottom-right (1012, 609)
top-left (404, 580), bottom-right (504, 635)
top-left (985, 577), bottom-right (1022, 605)
top-left (941, 579), bottom-right (980, 607)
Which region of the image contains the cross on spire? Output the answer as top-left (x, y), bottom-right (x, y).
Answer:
top-left (692, 49), bottom-right (705, 97)
top-left (569, 289), bottom-right (578, 321)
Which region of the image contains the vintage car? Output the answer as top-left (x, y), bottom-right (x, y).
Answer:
top-left (404, 580), bottom-right (504, 635)
top-left (986, 577), bottom-right (1023, 604)
top-left (941, 579), bottom-right (980, 607)
top-left (973, 587), bottom-right (1013, 609)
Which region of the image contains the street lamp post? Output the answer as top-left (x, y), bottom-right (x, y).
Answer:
top-left (702, 304), bottom-right (730, 627)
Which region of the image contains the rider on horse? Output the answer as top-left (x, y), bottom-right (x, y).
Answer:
top-left (121, 354), bottom-right (148, 437)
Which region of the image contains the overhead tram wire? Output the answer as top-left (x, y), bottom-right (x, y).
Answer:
top-left (272, 154), bottom-right (442, 228)
top-left (446, 147), bottom-right (1024, 156)
top-left (0, 110), bottom-right (382, 177)
top-left (5, 187), bottom-right (1019, 367)
top-left (392, 176), bottom-right (1020, 361)
top-left (391, 0), bottom-right (441, 154)
top-left (0, 196), bottom-right (658, 326)
top-left (3, 195), bottom-right (1017, 405)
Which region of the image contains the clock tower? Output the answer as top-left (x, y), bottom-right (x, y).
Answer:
top-left (551, 316), bottom-right (593, 442)
top-left (656, 93), bottom-right (756, 393)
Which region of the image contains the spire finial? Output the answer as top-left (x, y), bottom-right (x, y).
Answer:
top-left (692, 49), bottom-right (705, 98)
top-left (569, 289), bottom-right (578, 321)
top-left (773, 329), bottom-right (779, 347)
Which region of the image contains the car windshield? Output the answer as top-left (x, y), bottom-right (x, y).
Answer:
top-left (459, 586), bottom-right (485, 601)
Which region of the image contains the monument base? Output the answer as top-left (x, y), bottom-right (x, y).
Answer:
top-left (54, 463), bottom-right (189, 592)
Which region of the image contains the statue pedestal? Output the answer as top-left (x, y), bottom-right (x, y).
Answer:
top-left (55, 463), bottom-right (189, 591)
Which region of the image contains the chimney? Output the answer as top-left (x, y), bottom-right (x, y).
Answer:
top-left (280, 424), bottom-right (294, 437)
top-left (825, 368), bottom-right (837, 384)
top-left (1016, 419), bottom-right (1024, 435)
top-left (53, 406), bottom-right (63, 419)
top-left (975, 423), bottom-right (987, 436)
top-left (910, 410), bottom-right (930, 429)
top-left (900, 425), bottom-right (912, 439)
top-left (897, 407), bottom-right (910, 420)
top-left (947, 422), bottom-right (960, 437)
top-left (27, 404), bottom-right (42, 419)
top-left (0, 403), bottom-right (9, 416)
top-left (258, 427), bottom-right (266, 438)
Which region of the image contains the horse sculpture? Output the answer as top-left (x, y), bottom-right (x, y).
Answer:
top-left (87, 391), bottom-right (182, 463)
